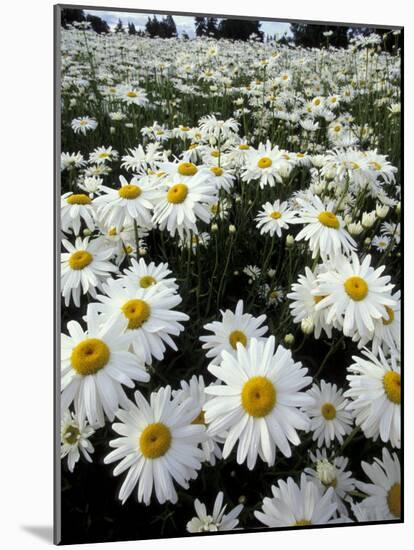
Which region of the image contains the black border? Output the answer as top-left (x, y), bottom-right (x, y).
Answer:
top-left (53, 4), bottom-right (404, 545)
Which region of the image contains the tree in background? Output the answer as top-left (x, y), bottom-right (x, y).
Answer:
top-left (61, 8), bottom-right (85, 28)
top-left (114, 18), bottom-right (125, 34)
top-left (290, 23), bottom-right (348, 48)
top-left (206, 17), bottom-right (219, 37)
top-left (86, 14), bottom-right (110, 34)
top-left (218, 18), bottom-right (264, 41)
top-left (145, 15), bottom-right (177, 38)
top-left (128, 22), bottom-right (137, 35)
top-left (195, 17), bottom-right (208, 37)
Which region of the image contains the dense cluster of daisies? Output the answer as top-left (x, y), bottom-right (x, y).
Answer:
top-left (60, 23), bottom-right (401, 534)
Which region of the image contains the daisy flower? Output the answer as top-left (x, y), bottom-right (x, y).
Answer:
top-left (199, 115), bottom-right (240, 141)
top-left (294, 195), bottom-right (356, 260)
top-left (372, 234), bottom-right (391, 252)
top-left (242, 141), bottom-right (294, 188)
top-left (187, 491), bottom-right (243, 533)
top-left (117, 85), bottom-right (148, 106)
top-left (314, 253), bottom-right (396, 339)
top-left (204, 336), bottom-right (312, 470)
top-left (207, 165), bottom-right (235, 193)
top-left (120, 257), bottom-right (178, 293)
top-left (61, 308), bottom-right (150, 427)
top-left (173, 375), bottom-right (223, 465)
top-left (78, 176), bottom-right (104, 197)
top-left (92, 278), bottom-right (189, 364)
top-left (71, 116), bottom-right (98, 135)
top-left (121, 143), bottom-right (165, 173)
top-left (61, 410), bottom-right (95, 472)
top-left (305, 449), bottom-right (357, 517)
top-left (61, 151), bottom-right (86, 171)
top-left (305, 380), bottom-right (354, 447)
top-left (94, 174), bottom-right (159, 230)
top-left (152, 171), bottom-right (217, 237)
top-left (344, 348), bottom-right (401, 448)
top-left (255, 200), bottom-right (297, 237)
top-left (61, 192), bottom-right (96, 235)
top-left (200, 300), bottom-right (268, 366)
top-left (61, 237), bottom-right (117, 307)
top-left (255, 474), bottom-right (337, 527)
top-left (88, 145), bottom-right (119, 165)
top-left (357, 447), bottom-right (401, 520)
top-left (104, 386), bottom-right (206, 505)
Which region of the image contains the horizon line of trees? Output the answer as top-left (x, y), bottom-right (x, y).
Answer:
top-left (60, 9), bottom-right (401, 50)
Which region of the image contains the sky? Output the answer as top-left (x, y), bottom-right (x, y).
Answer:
top-left (84, 10), bottom-right (292, 38)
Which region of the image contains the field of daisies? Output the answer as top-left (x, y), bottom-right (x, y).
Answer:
top-left (59, 22), bottom-right (401, 543)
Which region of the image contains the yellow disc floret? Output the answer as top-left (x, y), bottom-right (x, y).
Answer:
top-left (118, 185), bottom-right (141, 200)
top-left (344, 276), bottom-right (369, 301)
top-left (229, 330), bottom-right (247, 350)
top-left (210, 166), bottom-right (223, 176)
top-left (167, 183), bottom-right (189, 204)
top-left (71, 338), bottom-right (110, 376)
top-left (121, 299), bottom-right (151, 329)
top-left (241, 376), bottom-right (276, 417)
top-left (177, 162), bottom-right (198, 176)
top-left (318, 211), bottom-right (340, 229)
top-left (63, 424), bottom-right (80, 445)
top-left (67, 194), bottom-right (92, 205)
top-left (270, 211), bottom-right (281, 220)
top-left (387, 483), bottom-right (401, 518)
top-left (257, 156), bottom-right (273, 169)
top-left (68, 250), bottom-right (93, 270)
top-left (295, 520), bottom-right (312, 526)
top-left (383, 371), bottom-right (401, 404)
top-left (321, 402), bottom-right (336, 420)
top-left (192, 410), bottom-right (206, 425)
top-left (139, 422), bottom-right (172, 459)
top-left (139, 275), bottom-right (156, 288)
top-left (127, 91), bottom-right (137, 98)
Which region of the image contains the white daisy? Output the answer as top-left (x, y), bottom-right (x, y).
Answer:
top-left (255, 474), bottom-right (337, 527)
top-left (152, 171), bottom-right (217, 237)
top-left (61, 308), bottom-right (150, 427)
top-left (200, 300), bottom-right (268, 366)
top-left (117, 85), bottom-right (148, 106)
top-left (71, 116), bottom-right (98, 135)
top-left (120, 257), bottom-right (178, 293)
top-left (255, 200), bottom-right (297, 237)
top-left (344, 348), bottom-right (401, 448)
top-left (357, 447), bottom-right (401, 520)
top-left (61, 237), bottom-right (117, 307)
top-left (94, 174), bottom-right (159, 230)
top-left (61, 410), bottom-right (95, 472)
top-left (242, 141), bottom-right (294, 188)
top-left (104, 386), bottom-right (206, 505)
top-left (294, 195), bottom-right (356, 260)
top-left (187, 491), bottom-right (243, 533)
top-left (61, 192), bottom-right (96, 235)
top-left (306, 380), bottom-right (354, 447)
top-left (314, 253), bottom-right (396, 339)
top-left (204, 336), bottom-right (312, 470)
top-left (92, 278), bottom-right (189, 364)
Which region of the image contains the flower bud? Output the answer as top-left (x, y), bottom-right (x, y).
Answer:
top-left (286, 234), bottom-right (295, 247)
top-left (284, 333), bottom-right (295, 347)
top-left (211, 223), bottom-right (218, 233)
top-left (301, 316), bottom-right (314, 335)
top-left (376, 203), bottom-right (390, 219)
top-left (361, 211), bottom-right (376, 228)
top-left (229, 224), bottom-right (236, 234)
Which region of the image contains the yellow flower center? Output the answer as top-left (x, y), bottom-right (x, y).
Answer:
top-left (370, 161), bottom-right (382, 171)
top-left (344, 276), bottom-right (369, 301)
top-left (211, 150), bottom-right (220, 158)
top-left (127, 91), bottom-right (137, 98)
top-left (139, 422), bottom-right (172, 459)
top-left (257, 156), bottom-right (273, 169)
top-left (210, 166), bottom-right (223, 176)
top-left (139, 275), bottom-right (156, 288)
top-left (314, 295), bottom-right (326, 304)
top-left (321, 402), bottom-right (336, 420)
top-left (270, 211), bottom-right (281, 220)
top-left (67, 194), bottom-right (92, 205)
top-left (334, 125), bottom-right (342, 132)
top-left (118, 184), bottom-right (141, 199)
top-left (108, 227), bottom-right (117, 236)
top-left (387, 483), bottom-right (401, 518)
top-left (177, 162), bottom-right (198, 176)
top-left (71, 338), bottom-right (110, 376)
top-left (241, 376), bottom-right (276, 418)
top-left (382, 306), bottom-right (395, 325)
top-left (314, 98), bottom-right (321, 106)
top-left (192, 410), bottom-right (206, 425)
top-left (180, 126), bottom-right (190, 132)
top-left (167, 183), bottom-right (189, 204)
top-left (68, 250), bottom-right (93, 270)
top-left (239, 144), bottom-right (250, 150)
top-left (99, 152), bottom-right (110, 158)
top-left (121, 299), bottom-right (151, 329)
top-left (318, 211), bottom-right (340, 229)
top-left (188, 143), bottom-right (198, 150)
top-left (229, 330), bottom-right (247, 350)
top-left (383, 371), bottom-right (401, 404)
top-left (63, 424), bottom-right (80, 445)
top-left (295, 520), bottom-right (312, 526)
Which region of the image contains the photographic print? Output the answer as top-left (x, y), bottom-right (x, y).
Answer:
top-left (55, 4), bottom-right (403, 545)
